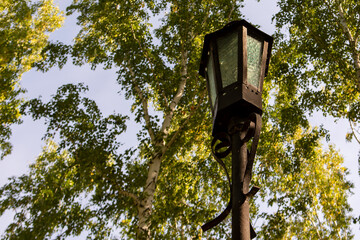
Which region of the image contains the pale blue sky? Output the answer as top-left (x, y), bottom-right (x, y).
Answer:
top-left (1, 0), bottom-right (359, 237)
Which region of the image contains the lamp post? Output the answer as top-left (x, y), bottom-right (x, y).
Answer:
top-left (199, 20), bottom-right (273, 239)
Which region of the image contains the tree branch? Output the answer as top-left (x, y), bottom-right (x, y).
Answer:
top-left (336, 2), bottom-right (360, 89)
top-left (163, 89), bottom-right (207, 153)
top-left (134, 83), bottom-right (156, 143)
top-left (126, 59), bottom-right (157, 144)
top-left (160, 49), bottom-right (188, 136)
top-left (130, 23), bottom-right (155, 71)
top-left (349, 120), bottom-right (360, 144)
top-left (227, 0), bottom-right (236, 20)
top-left (117, 189), bottom-right (141, 206)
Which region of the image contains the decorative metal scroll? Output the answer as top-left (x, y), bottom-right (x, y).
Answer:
top-left (201, 113), bottom-right (262, 238)
top-left (201, 132), bottom-right (232, 232)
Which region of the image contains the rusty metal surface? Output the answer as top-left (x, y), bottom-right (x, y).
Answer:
top-left (201, 113), bottom-right (262, 239)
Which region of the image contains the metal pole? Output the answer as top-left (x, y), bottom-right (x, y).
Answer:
top-left (231, 123), bottom-right (250, 240)
top-left (201, 114), bottom-right (260, 237)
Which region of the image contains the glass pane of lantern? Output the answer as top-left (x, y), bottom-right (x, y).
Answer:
top-left (217, 31), bottom-right (238, 88)
top-left (207, 52), bottom-right (217, 108)
top-left (247, 35), bottom-right (263, 88)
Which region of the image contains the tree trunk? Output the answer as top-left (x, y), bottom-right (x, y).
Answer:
top-left (137, 153), bottom-right (162, 239)
top-left (136, 48), bottom-right (188, 239)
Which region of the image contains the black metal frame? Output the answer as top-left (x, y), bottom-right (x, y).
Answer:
top-left (199, 20), bottom-right (273, 136)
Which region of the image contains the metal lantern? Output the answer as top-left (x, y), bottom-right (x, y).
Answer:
top-left (199, 20), bottom-right (273, 135)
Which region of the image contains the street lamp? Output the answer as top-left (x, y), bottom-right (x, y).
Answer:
top-left (199, 20), bottom-right (273, 136)
top-left (199, 20), bottom-right (273, 239)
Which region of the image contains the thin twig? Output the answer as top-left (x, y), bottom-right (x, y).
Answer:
top-left (126, 59), bottom-right (157, 144)
top-left (349, 120), bottom-right (360, 144)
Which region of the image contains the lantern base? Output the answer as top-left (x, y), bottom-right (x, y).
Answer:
top-left (211, 99), bottom-right (262, 136)
top-left (211, 82), bottom-right (263, 136)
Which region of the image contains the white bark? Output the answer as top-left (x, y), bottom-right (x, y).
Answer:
top-left (137, 153), bottom-right (162, 239)
top-left (137, 48), bottom-right (188, 239)
top-left (160, 50), bottom-right (188, 135)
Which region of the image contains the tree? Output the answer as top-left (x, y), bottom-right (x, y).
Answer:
top-left (268, 0), bottom-right (360, 232)
top-left (254, 111), bottom-right (353, 238)
top-left (0, 0), bottom-right (63, 159)
top-left (0, 0), bottom-right (355, 239)
top-left (273, 0), bottom-right (360, 145)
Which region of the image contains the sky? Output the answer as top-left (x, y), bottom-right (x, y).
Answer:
top-left (1, 0), bottom-right (359, 237)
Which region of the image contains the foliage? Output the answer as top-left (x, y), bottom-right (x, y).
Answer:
top-left (0, 0), bottom-right (356, 239)
top-left (1, 83), bottom-right (128, 239)
top-left (266, 0), bottom-right (360, 236)
top-left (255, 119), bottom-right (353, 239)
top-left (0, 0), bottom-right (64, 159)
top-left (273, 0), bottom-right (360, 142)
